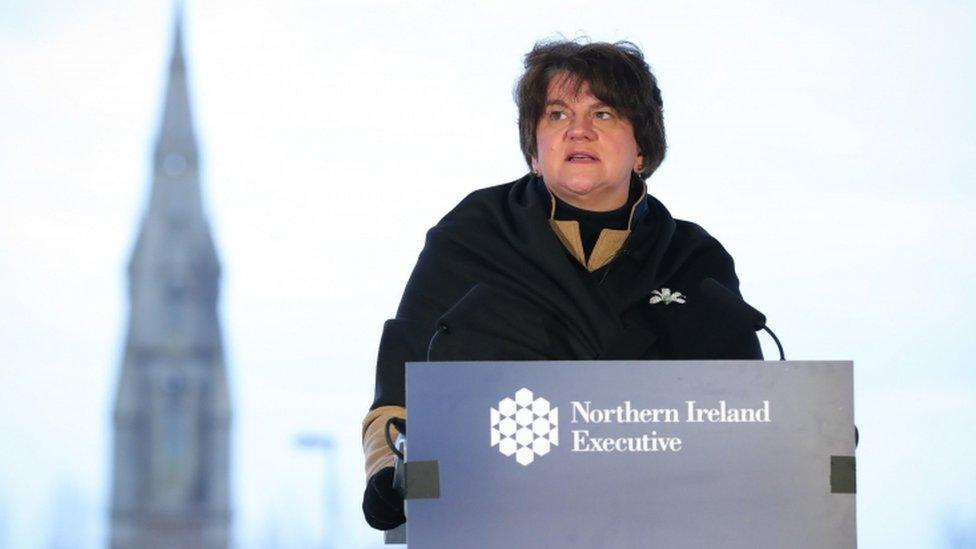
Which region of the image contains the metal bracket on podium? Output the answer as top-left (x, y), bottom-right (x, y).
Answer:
top-left (384, 524), bottom-right (406, 545)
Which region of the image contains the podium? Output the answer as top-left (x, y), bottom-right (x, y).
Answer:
top-left (393, 360), bottom-right (856, 548)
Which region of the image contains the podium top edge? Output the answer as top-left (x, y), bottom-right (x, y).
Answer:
top-left (407, 360), bottom-right (854, 367)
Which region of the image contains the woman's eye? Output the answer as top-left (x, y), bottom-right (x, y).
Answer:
top-left (594, 111), bottom-right (614, 120)
top-left (547, 110), bottom-right (567, 121)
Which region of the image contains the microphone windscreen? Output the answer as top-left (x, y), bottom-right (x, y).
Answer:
top-left (699, 278), bottom-right (767, 331)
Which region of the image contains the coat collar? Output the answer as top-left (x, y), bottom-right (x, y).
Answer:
top-left (535, 175), bottom-right (650, 271)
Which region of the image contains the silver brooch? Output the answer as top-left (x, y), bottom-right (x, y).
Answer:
top-left (649, 288), bottom-right (686, 305)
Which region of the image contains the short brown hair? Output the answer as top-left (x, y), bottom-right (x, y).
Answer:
top-left (514, 38), bottom-right (666, 179)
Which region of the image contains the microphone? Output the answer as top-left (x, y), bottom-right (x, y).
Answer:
top-left (699, 278), bottom-right (785, 360)
top-left (386, 417), bottom-right (407, 496)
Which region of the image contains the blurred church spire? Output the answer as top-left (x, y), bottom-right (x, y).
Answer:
top-left (109, 5), bottom-right (231, 547)
top-left (156, 3), bottom-right (195, 167)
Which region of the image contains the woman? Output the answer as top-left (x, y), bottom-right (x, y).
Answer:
top-left (362, 38), bottom-right (762, 530)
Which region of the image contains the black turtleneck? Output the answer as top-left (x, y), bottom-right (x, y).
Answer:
top-left (551, 181), bottom-right (641, 261)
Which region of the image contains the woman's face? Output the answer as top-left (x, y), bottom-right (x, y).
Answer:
top-left (532, 74), bottom-right (643, 211)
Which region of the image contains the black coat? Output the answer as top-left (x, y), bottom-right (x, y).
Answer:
top-left (371, 175), bottom-right (761, 409)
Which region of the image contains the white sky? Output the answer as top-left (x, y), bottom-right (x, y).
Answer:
top-left (1, 1), bottom-right (975, 547)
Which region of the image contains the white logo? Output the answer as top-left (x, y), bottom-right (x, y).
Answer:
top-left (649, 288), bottom-right (686, 305)
top-left (490, 388), bottom-right (559, 466)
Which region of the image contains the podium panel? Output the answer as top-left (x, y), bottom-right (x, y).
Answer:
top-left (403, 360), bottom-right (855, 548)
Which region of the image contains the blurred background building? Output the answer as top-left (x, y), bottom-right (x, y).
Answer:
top-left (109, 12), bottom-right (231, 549)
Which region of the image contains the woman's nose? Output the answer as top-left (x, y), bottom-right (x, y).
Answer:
top-left (566, 116), bottom-right (596, 140)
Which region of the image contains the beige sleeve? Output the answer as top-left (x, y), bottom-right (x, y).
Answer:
top-left (362, 405), bottom-right (407, 479)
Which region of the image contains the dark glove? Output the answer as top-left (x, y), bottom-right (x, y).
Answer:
top-left (363, 466), bottom-right (405, 530)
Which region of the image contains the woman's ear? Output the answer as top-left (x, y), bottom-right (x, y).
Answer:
top-left (531, 157), bottom-right (540, 174)
top-left (633, 152), bottom-right (645, 173)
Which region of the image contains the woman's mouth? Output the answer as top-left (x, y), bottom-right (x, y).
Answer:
top-left (566, 152), bottom-right (598, 163)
